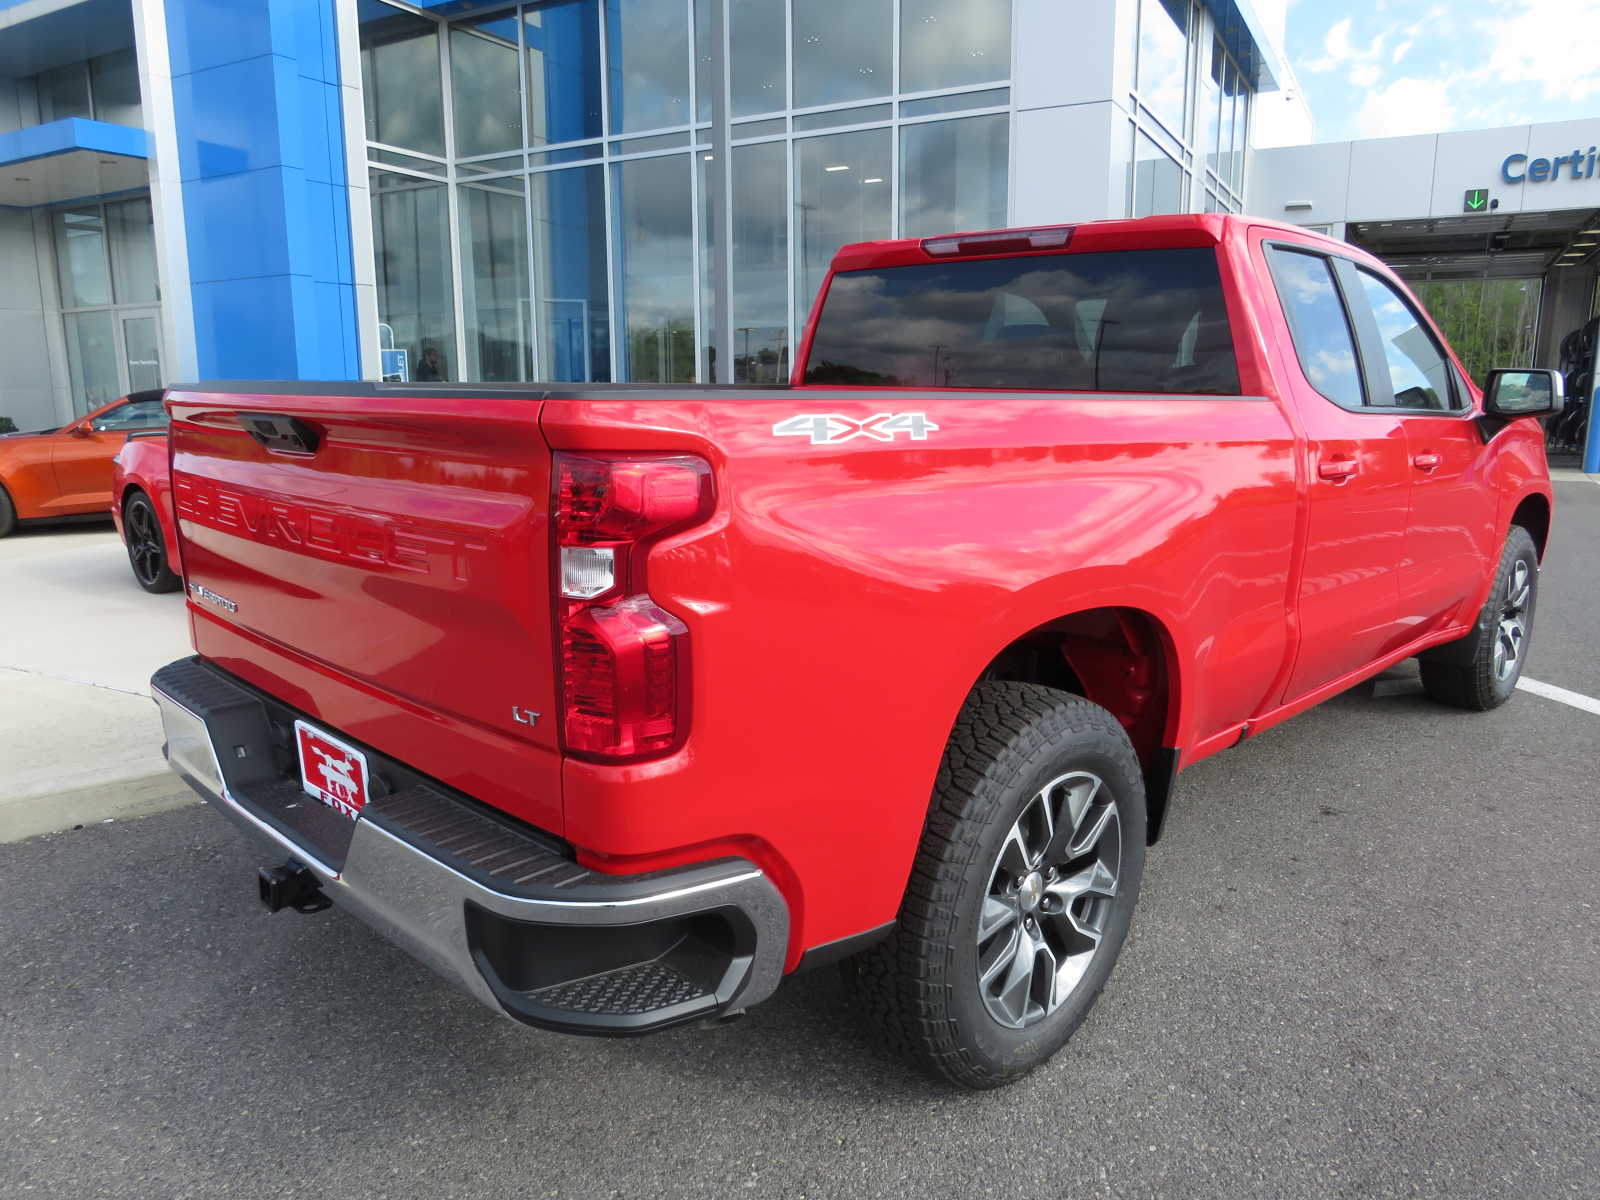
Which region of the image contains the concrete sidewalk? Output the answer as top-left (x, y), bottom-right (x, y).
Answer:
top-left (0, 526), bottom-right (195, 841)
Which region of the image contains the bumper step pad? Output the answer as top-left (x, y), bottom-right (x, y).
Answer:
top-left (532, 961), bottom-right (708, 1017)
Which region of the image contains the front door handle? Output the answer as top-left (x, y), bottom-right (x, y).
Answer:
top-left (1317, 457), bottom-right (1360, 481)
top-left (1412, 452), bottom-right (1442, 471)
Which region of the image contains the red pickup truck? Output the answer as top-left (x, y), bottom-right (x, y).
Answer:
top-left (150, 215), bottom-right (1559, 1088)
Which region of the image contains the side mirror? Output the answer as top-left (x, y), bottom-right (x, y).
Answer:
top-left (67, 422), bottom-right (93, 437)
top-left (1483, 368), bottom-right (1564, 418)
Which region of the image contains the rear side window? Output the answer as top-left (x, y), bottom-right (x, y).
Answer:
top-left (1267, 247), bottom-right (1365, 410)
top-left (802, 247), bottom-right (1239, 394)
top-left (1353, 269), bottom-right (1456, 410)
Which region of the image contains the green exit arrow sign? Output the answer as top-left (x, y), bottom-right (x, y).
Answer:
top-left (1464, 188), bottom-right (1490, 212)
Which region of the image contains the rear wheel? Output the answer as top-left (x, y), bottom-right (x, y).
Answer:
top-left (1419, 526), bottom-right (1538, 711)
top-left (0, 484), bottom-right (15, 538)
top-left (841, 682), bottom-right (1146, 1089)
top-left (123, 492), bottom-right (181, 593)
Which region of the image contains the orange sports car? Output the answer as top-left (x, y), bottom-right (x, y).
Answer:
top-left (0, 390), bottom-right (168, 537)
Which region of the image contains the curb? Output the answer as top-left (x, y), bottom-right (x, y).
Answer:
top-left (1548, 468), bottom-right (1600, 485)
top-left (0, 773), bottom-right (198, 845)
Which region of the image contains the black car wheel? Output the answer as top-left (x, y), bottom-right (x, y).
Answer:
top-left (841, 682), bottom-right (1146, 1089)
top-left (1419, 525), bottom-right (1539, 711)
top-left (0, 483), bottom-right (15, 538)
top-left (123, 492), bottom-right (181, 593)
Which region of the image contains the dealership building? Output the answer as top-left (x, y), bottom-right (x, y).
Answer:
top-left (1, 0), bottom-right (1596, 441)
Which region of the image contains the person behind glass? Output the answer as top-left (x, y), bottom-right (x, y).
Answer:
top-left (414, 343), bottom-right (447, 382)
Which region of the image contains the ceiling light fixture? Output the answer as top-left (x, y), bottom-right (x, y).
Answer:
top-left (824, 164), bottom-right (850, 172)
top-left (863, 177), bottom-right (884, 183)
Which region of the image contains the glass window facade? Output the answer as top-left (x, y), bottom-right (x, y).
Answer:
top-left (900, 0), bottom-right (1012, 94)
top-left (532, 164), bottom-right (611, 381)
top-left (459, 178), bottom-right (532, 381)
top-left (1128, 1), bottom-right (1253, 216)
top-left (452, 18), bottom-right (523, 158)
top-left (360, 1), bottom-right (446, 156)
top-left (89, 50), bottom-right (143, 128)
top-left (37, 63), bottom-right (92, 123)
top-left (730, 141), bottom-right (788, 382)
top-left (795, 128), bottom-right (892, 322)
top-left (356, 0), bottom-right (1020, 384)
top-left (729, 0), bottom-right (785, 117)
top-left (371, 171), bottom-right (456, 381)
top-left (26, 50), bottom-right (144, 128)
top-left (793, 0), bottom-right (892, 109)
top-left (900, 115), bottom-right (1008, 238)
top-left (525, 1), bottom-right (603, 146)
top-left (613, 154), bottom-right (696, 381)
top-left (51, 197), bottom-right (164, 414)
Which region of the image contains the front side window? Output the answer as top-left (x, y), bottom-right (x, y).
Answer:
top-left (1355, 269), bottom-right (1455, 410)
top-left (92, 398), bottom-right (167, 431)
top-left (803, 246), bottom-right (1238, 393)
top-left (1267, 247), bottom-right (1364, 410)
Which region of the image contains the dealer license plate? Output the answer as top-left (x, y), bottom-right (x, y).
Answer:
top-left (294, 720), bottom-right (371, 821)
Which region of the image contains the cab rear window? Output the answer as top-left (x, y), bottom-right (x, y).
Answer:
top-left (803, 246), bottom-right (1239, 394)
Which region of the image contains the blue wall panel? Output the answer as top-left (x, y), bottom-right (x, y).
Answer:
top-left (167, 0), bottom-right (360, 382)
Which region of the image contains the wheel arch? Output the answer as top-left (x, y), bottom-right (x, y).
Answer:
top-left (975, 605), bottom-right (1185, 844)
top-left (1509, 490), bottom-right (1551, 559)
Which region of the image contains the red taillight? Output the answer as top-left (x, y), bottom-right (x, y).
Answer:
top-left (553, 453), bottom-right (713, 762)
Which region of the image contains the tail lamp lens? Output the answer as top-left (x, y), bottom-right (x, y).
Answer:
top-left (561, 596), bottom-right (687, 758)
top-left (553, 453), bottom-right (713, 761)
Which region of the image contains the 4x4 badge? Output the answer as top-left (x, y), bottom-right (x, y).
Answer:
top-left (773, 412), bottom-right (939, 445)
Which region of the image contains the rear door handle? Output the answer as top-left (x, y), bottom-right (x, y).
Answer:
top-left (1412, 452), bottom-right (1442, 471)
top-left (1317, 458), bottom-right (1360, 481)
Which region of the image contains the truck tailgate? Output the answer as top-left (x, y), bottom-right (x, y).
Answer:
top-left (166, 387), bottom-right (563, 835)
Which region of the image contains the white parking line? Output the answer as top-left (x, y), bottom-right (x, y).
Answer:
top-left (1517, 676), bottom-right (1600, 716)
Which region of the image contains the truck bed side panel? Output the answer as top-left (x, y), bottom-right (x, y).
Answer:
top-left (539, 387), bottom-right (1299, 959)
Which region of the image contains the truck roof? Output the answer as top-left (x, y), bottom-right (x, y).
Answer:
top-left (828, 212), bottom-right (1346, 272)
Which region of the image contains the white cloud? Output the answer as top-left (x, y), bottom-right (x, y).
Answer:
top-left (1354, 76), bottom-right (1457, 138)
top-left (1390, 38), bottom-right (1413, 64)
top-left (1302, 17), bottom-right (1386, 72)
top-left (1477, 0), bottom-right (1600, 101)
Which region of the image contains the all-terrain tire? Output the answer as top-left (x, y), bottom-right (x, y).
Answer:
top-left (1418, 525), bottom-right (1539, 711)
top-left (841, 682), bottom-right (1146, 1089)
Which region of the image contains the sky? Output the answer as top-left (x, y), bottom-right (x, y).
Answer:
top-left (1286, 0), bottom-right (1600, 143)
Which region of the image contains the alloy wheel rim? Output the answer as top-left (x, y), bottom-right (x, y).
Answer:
top-left (976, 770), bottom-right (1121, 1030)
top-left (1493, 559), bottom-right (1532, 682)
top-left (128, 503), bottom-right (164, 584)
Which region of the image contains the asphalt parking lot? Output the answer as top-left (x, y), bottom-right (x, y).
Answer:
top-left (3, 482), bottom-right (1598, 1200)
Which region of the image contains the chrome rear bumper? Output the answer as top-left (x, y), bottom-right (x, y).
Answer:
top-left (151, 656), bottom-right (789, 1035)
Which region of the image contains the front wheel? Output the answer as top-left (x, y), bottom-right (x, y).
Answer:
top-left (1419, 525), bottom-right (1539, 711)
top-left (123, 492), bottom-right (181, 593)
top-left (841, 682), bottom-right (1146, 1089)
